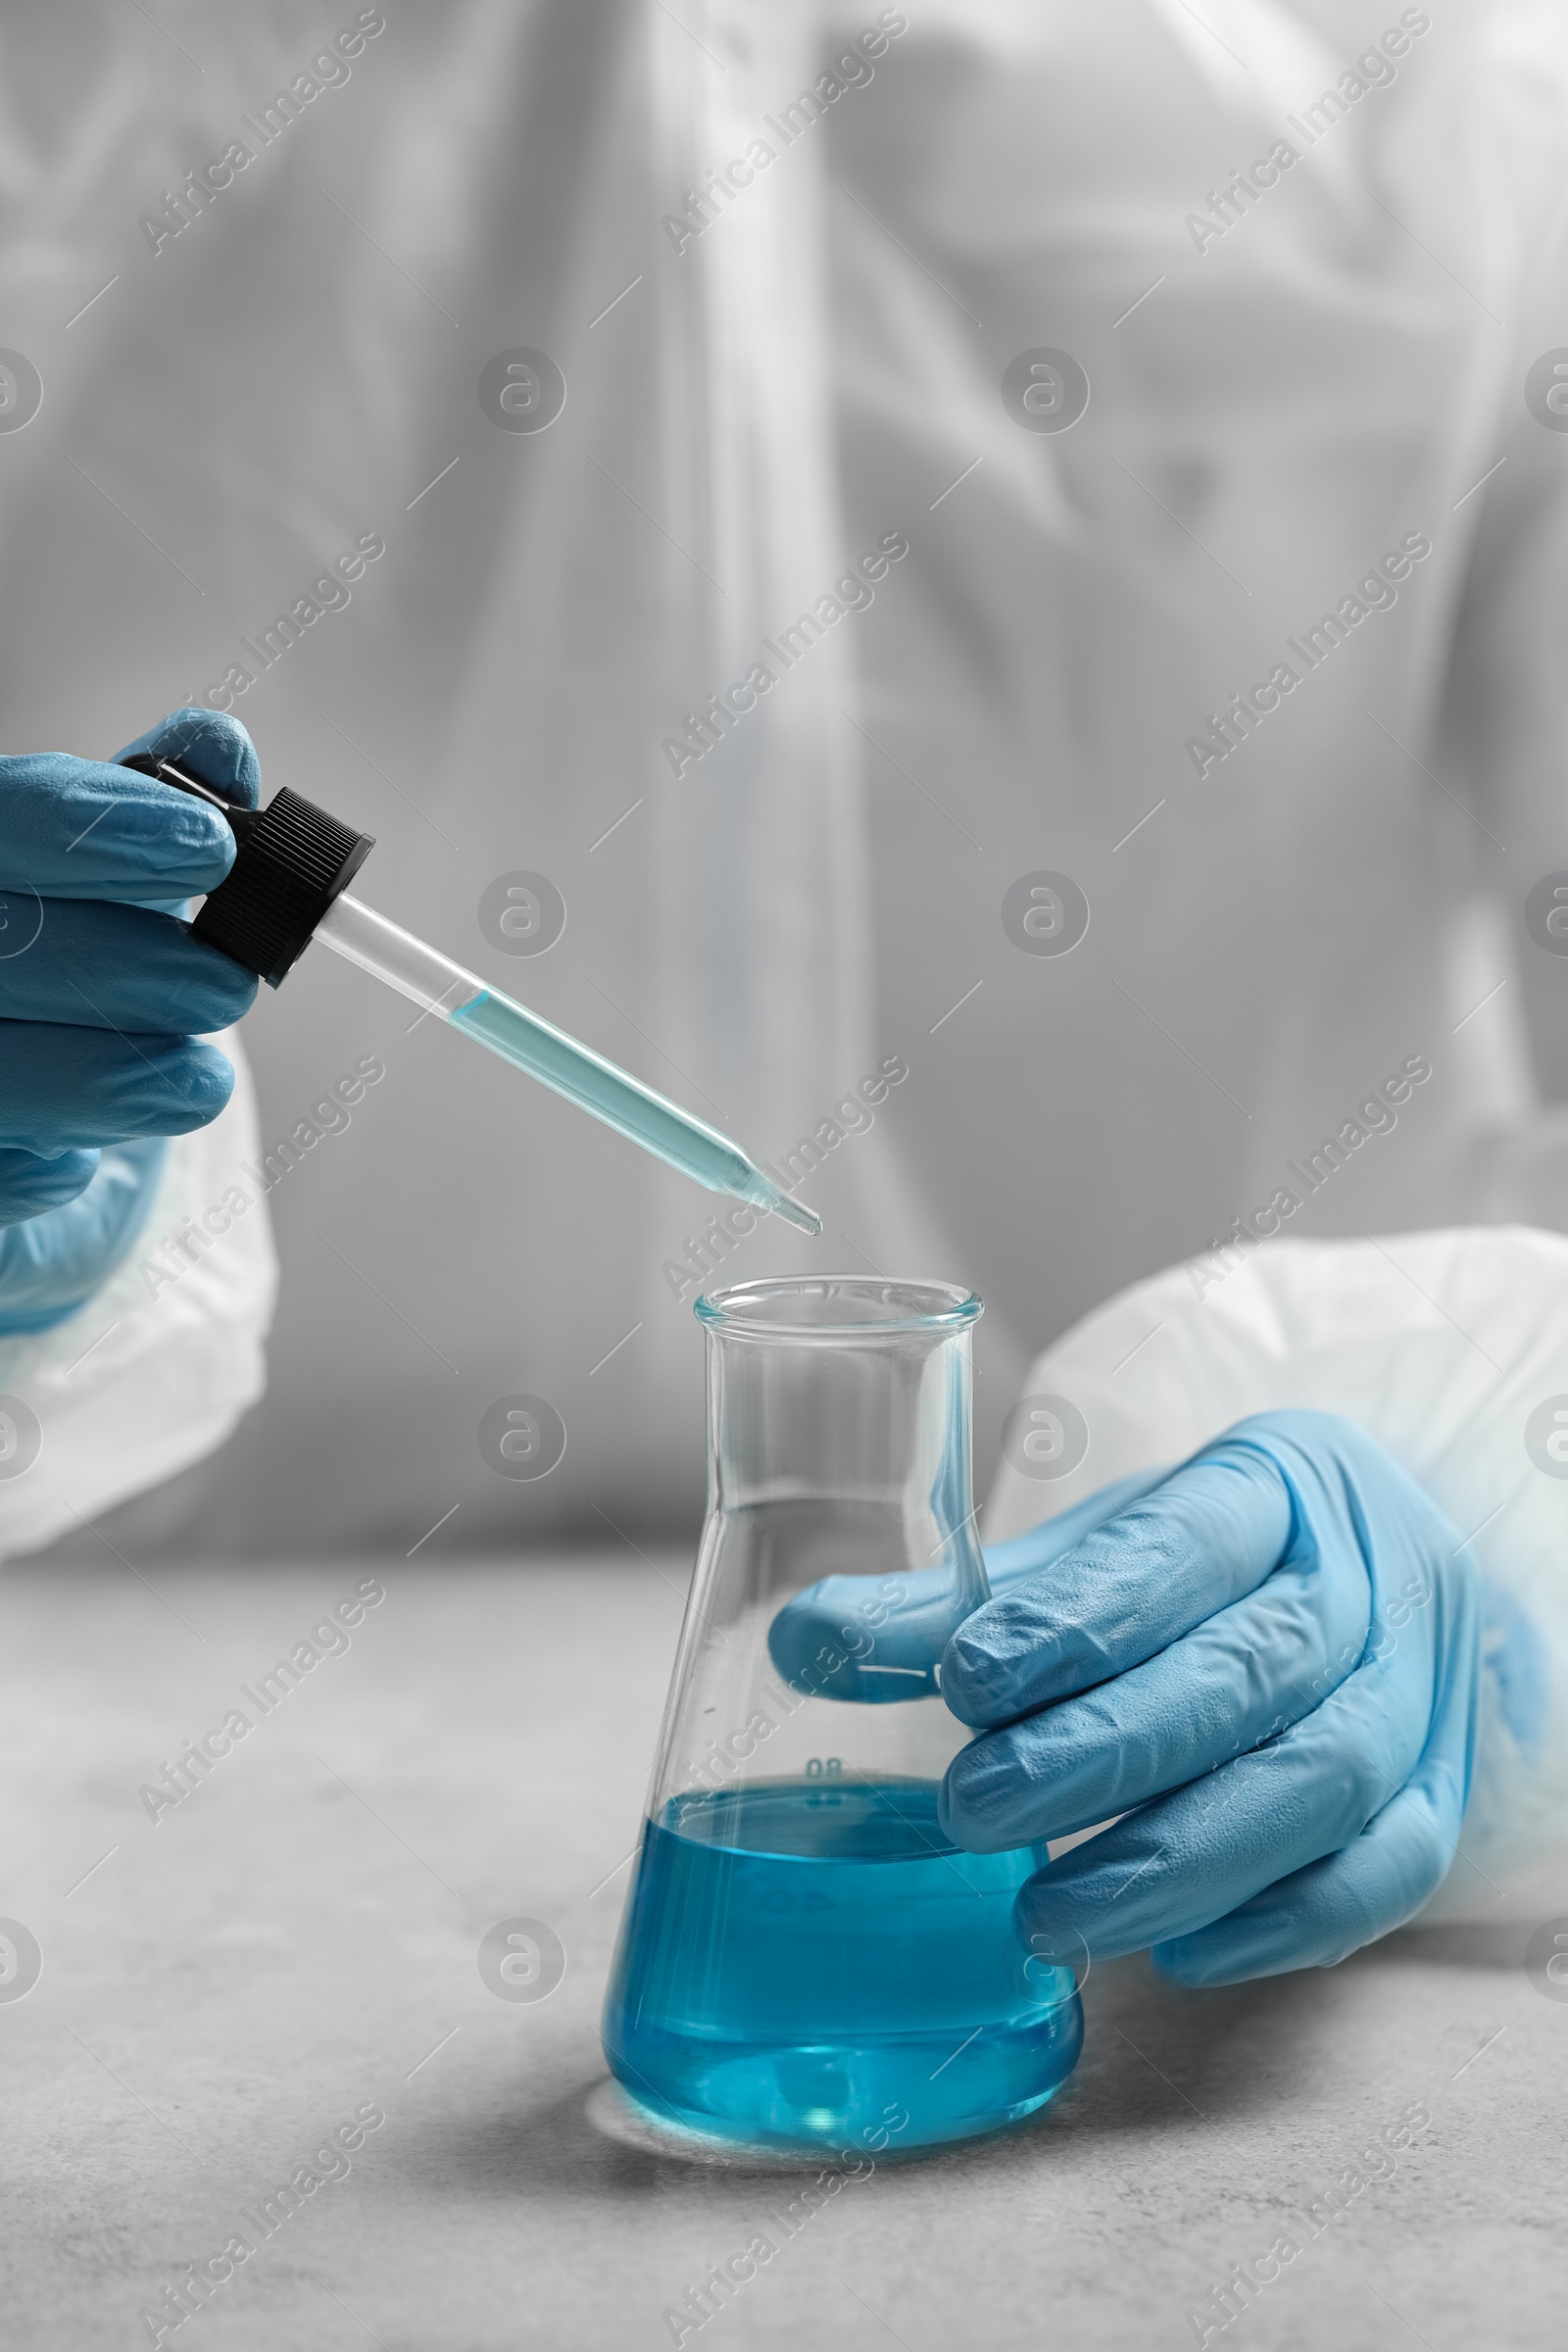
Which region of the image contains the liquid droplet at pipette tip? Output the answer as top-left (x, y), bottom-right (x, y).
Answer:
top-left (771, 1193), bottom-right (824, 1238)
top-left (743, 1169), bottom-right (823, 1236)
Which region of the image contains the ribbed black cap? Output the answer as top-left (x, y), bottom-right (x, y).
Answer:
top-left (122, 755), bottom-right (374, 987)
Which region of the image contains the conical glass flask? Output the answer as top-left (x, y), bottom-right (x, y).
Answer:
top-left (603, 1276), bottom-right (1082, 2155)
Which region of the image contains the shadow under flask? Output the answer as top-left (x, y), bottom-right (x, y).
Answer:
top-left (602, 1277), bottom-right (1082, 2155)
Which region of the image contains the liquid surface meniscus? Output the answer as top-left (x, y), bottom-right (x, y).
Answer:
top-left (603, 1777), bottom-right (1081, 2153)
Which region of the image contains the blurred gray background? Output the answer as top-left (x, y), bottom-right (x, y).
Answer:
top-left (10, 0), bottom-right (1568, 1558)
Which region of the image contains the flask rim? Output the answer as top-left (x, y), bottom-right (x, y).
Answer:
top-left (695, 1275), bottom-right (982, 1337)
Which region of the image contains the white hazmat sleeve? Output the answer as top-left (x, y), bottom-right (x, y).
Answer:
top-left (0, 1033), bottom-right (276, 1561)
top-left (987, 1229), bottom-right (1568, 1920)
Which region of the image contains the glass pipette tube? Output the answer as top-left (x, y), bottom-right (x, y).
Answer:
top-left (314, 893), bottom-right (822, 1234)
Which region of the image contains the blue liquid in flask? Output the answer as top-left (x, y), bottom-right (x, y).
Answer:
top-left (603, 1776), bottom-right (1081, 2153)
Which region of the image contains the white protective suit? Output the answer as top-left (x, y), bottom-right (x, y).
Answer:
top-left (1, 3), bottom-right (1567, 1905)
top-left (0, 1051), bottom-right (275, 1554)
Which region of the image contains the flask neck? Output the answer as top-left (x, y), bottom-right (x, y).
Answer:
top-left (705, 1321), bottom-right (984, 1586)
top-left (638, 1281), bottom-right (989, 1824)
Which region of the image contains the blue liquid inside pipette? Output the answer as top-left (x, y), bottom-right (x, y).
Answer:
top-left (449, 989), bottom-right (821, 1233)
top-left (603, 1779), bottom-right (1081, 2153)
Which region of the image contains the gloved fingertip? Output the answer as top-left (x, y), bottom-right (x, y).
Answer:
top-left (764, 1608), bottom-right (815, 1688)
top-left (167, 709), bottom-right (262, 808)
top-left (763, 1606), bottom-right (858, 1699)
top-left (171, 1040), bottom-right (238, 1130)
top-left (115, 710), bottom-right (262, 810)
top-left (938, 1744), bottom-right (982, 1842)
top-left (937, 1742), bottom-right (1028, 1852)
top-left (124, 1038), bottom-right (237, 1136)
top-left (940, 1614), bottom-right (1034, 1727)
top-left (100, 771), bottom-right (241, 888)
top-left (1010, 1869), bottom-right (1073, 1949)
top-left (188, 952), bottom-right (260, 1033)
top-left (0, 1146), bottom-right (100, 1227)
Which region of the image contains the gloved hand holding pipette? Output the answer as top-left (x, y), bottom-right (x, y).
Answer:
top-left (0, 704), bottom-right (816, 1342)
top-left (120, 722), bottom-right (821, 1238)
top-left (771, 1411), bottom-right (1481, 1986)
top-left (0, 710), bottom-right (259, 1332)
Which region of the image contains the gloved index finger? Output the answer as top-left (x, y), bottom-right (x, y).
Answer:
top-left (0, 754), bottom-right (237, 899)
top-left (982, 1466), bottom-right (1172, 1596)
top-left (767, 1565), bottom-right (961, 1700)
top-left (112, 708), bottom-right (261, 810)
top-left (941, 1439), bottom-right (1294, 1727)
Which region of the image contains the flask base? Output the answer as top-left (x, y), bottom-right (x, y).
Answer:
top-left (602, 1779), bottom-right (1084, 2157)
top-left (603, 1999), bottom-right (1083, 2159)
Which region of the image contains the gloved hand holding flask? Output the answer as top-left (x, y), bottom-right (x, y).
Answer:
top-left (942, 1412), bottom-right (1481, 1984)
top-left (772, 1409), bottom-right (1481, 1984)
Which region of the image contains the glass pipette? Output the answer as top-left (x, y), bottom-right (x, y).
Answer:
top-left (122, 750), bottom-right (822, 1236)
top-left (315, 892), bottom-right (821, 1232)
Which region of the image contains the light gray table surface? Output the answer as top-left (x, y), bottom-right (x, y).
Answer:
top-left (2, 1552), bottom-right (1562, 2351)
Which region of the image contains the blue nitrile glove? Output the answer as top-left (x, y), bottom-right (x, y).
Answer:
top-left (0, 710), bottom-right (259, 1332)
top-left (941, 1411), bottom-right (1481, 1985)
top-left (765, 1468), bottom-right (1171, 1702)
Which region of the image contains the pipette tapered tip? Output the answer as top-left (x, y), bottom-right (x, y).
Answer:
top-left (772, 1194), bottom-right (824, 1237)
top-left (740, 1164), bottom-right (823, 1235)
